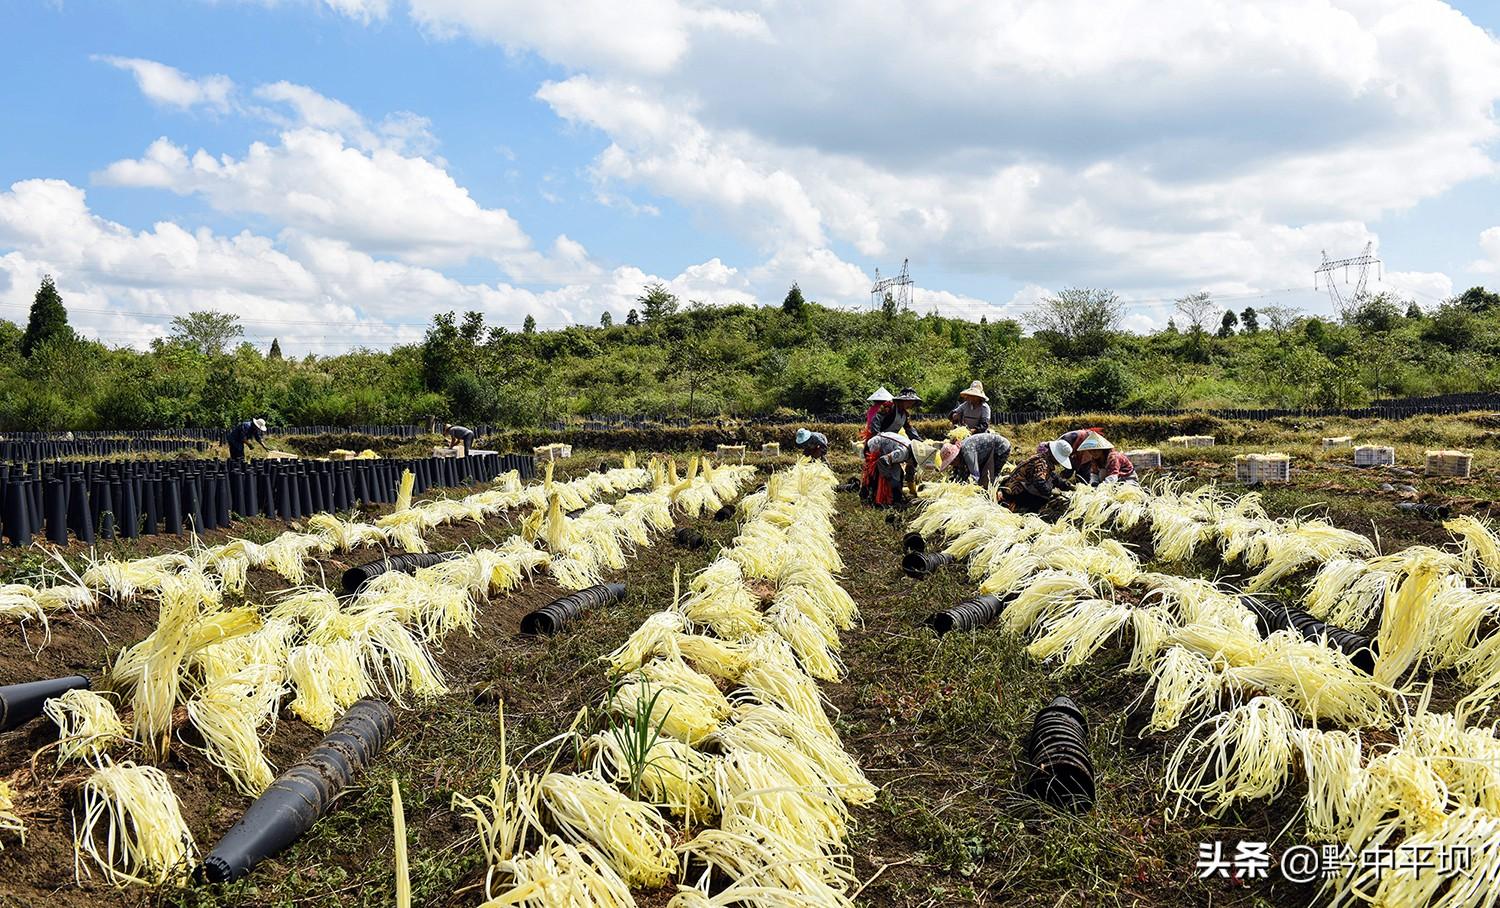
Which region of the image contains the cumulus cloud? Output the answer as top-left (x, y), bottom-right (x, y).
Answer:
top-left (511, 1), bottom-right (1500, 303)
top-left (1472, 227), bottom-right (1500, 274)
top-left (0, 178), bottom-right (749, 351)
top-left (97, 130), bottom-right (531, 268)
top-left (94, 56), bottom-right (234, 112)
top-left (407, 0), bottom-right (768, 75)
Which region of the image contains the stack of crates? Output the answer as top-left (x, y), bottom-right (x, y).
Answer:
top-left (1322, 436), bottom-right (1354, 449)
top-left (1168, 435), bottom-right (1216, 447)
top-left (1425, 450), bottom-right (1472, 478)
top-left (533, 443), bottom-right (573, 461)
top-left (1235, 453), bottom-right (1291, 484)
top-left (761, 442), bottom-right (781, 456)
top-left (1354, 445), bottom-right (1395, 467)
top-left (1124, 448), bottom-right (1162, 469)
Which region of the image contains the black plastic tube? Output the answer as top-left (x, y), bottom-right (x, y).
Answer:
top-left (713, 504), bottom-right (736, 522)
top-left (673, 527), bottom-right (705, 549)
top-left (1239, 595), bottom-right (1377, 674)
top-left (901, 550), bottom-right (954, 578)
top-left (341, 552), bottom-right (460, 594)
top-left (520, 582), bottom-right (627, 635)
top-left (926, 594), bottom-right (1007, 634)
top-left (0, 675), bottom-right (90, 731)
top-left (1023, 695), bottom-right (1096, 812)
top-left (902, 532), bottom-right (926, 553)
top-left (198, 699), bottom-right (395, 884)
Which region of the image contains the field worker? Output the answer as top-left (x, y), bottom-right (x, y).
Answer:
top-left (953, 429), bottom-right (1013, 486)
top-left (1000, 438), bottom-right (1073, 513)
top-left (227, 417), bottom-right (269, 461)
top-left (445, 423), bottom-right (476, 456)
top-left (1070, 433), bottom-right (1114, 481)
top-left (866, 432), bottom-right (925, 507)
top-left (949, 381), bottom-right (991, 433)
top-left (872, 387), bottom-right (925, 440)
top-left (862, 387), bottom-right (894, 441)
top-left (794, 427), bottom-right (829, 460)
top-left (1093, 448), bottom-right (1138, 485)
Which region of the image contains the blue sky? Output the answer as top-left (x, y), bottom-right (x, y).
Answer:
top-left (1, 0), bottom-right (1498, 351)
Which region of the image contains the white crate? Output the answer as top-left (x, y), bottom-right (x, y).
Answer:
top-left (716, 444), bottom-right (747, 459)
top-left (533, 443), bottom-right (573, 461)
top-left (1168, 435), bottom-right (1216, 447)
top-left (1236, 453), bottom-right (1291, 484)
top-left (1322, 436), bottom-right (1354, 448)
top-left (761, 442), bottom-right (781, 456)
top-left (1354, 445), bottom-right (1395, 467)
top-left (1124, 448), bottom-right (1162, 469)
top-left (1426, 450), bottom-right (1472, 478)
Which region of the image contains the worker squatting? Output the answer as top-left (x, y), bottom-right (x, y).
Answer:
top-left (791, 381), bottom-right (1137, 512)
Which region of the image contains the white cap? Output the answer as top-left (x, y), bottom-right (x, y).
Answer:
top-left (1048, 439), bottom-right (1074, 470)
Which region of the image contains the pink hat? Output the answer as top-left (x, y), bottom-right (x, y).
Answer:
top-left (939, 441), bottom-right (962, 471)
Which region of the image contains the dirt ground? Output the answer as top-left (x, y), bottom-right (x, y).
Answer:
top-left (0, 423), bottom-right (1493, 907)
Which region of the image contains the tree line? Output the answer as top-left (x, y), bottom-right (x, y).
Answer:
top-left (1, 275), bottom-right (1497, 431)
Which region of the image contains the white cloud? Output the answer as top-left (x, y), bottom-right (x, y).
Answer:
top-left (94, 56), bottom-right (234, 112)
top-left (508, 1), bottom-right (1500, 304)
top-left (0, 178), bottom-right (754, 352)
top-left (1472, 227), bottom-right (1500, 274)
top-left (408, 0), bottom-right (768, 75)
top-left (97, 130), bottom-right (530, 268)
top-left (1376, 270), bottom-right (1454, 304)
top-left (251, 81), bottom-right (437, 154)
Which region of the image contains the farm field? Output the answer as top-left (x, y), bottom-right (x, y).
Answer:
top-left (0, 414), bottom-right (1497, 907)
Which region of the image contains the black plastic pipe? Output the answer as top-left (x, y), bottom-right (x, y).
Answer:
top-left (340, 552), bottom-right (460, 594)
top-left (902, 532), bottom-right (926, 553)
top-left (1239, 595), bottom-right (1377, 674)
top-left (520, 582), bottom-right (627, 635)
top-left (197, 699), bottom-right (395, 883)
top-left (1023, 695), bottom-right (1096, 812)
top-left (673, 526), bottom-right (705, 549)
top-left (713, 504), bottom-right (736, 522)
top-left (926, 594), bottom-right (1007, 634)
top-left (902, 550), bottom-right (954, 578)
top-left (0, 675), bottom-right (90, 731)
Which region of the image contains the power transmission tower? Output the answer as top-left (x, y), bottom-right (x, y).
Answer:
top-left (1314, 243), bottom-right (1381, 317)
top-left (870, 258), bottom-right (914, 313)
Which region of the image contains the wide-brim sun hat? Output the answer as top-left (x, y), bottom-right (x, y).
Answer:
top-left (867, 386), bottom-right (894, 403)
top-left (253, 418), bottom-right (267, 432)
top-left (939, 442), bottom-right (962, 471)
top-left (1076, 433), bottom-right (1114, 451)
top-left (959, 380), bottom-right (988, 401)
top-left (896, 387), bottom-right (923, 403)
top-left (1048, 439), bottom-right (1074, 470)
top-left (795, 428), bottom-right (812, 446)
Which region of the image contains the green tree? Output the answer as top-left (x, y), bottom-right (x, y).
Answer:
top-left (1026, 287), bottom-right (1123, 356)
top-left (1217, 310), bottom-right (1239, 338)
top-left (268, 337), bottom-right (283, 360)
top-left (1346, 293), bottom-right (1403, 333)
top-left (21, 276), bottom-right (72, 357)
top-left (419, 311), bottom-right (464, 391)
top-left (523, 314), bottom-right (537, 334)
top-left (880, 291), bottom-right (897, 320)
top-left (1405, 301), bottom-right (1423, 319)
top-left (1240, 307), bottom-right (1259, 333)
top-left (1457, 286), bottom-right (1500, 313)
top-left (600, 311), bottom-right (613, 327)
top-left (625, 308), bottom-right (640, 326)
top-left (781, 282), bottom-right (805, 317)
top-left (170, 310), bottom-right (244, 355)
top-left (638, 283), bottom-right (679, 322)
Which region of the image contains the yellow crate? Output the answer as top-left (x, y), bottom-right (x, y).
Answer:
top-left (1354, 445), bottom-right (1395, 467)
top-left (1235, 453), bottom-right (1291, 484)
top-left (1425, 450), bottom-right (1472, 478)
